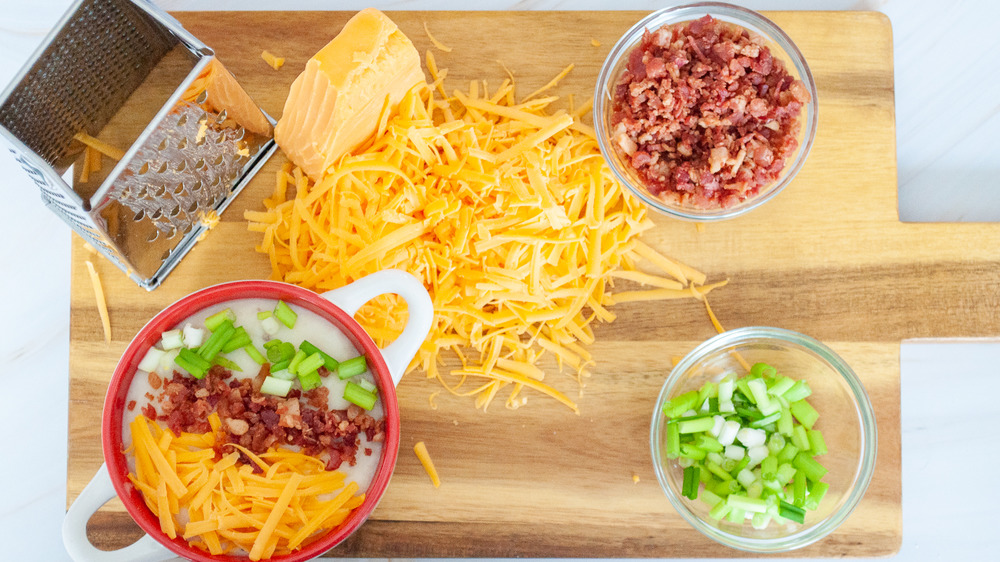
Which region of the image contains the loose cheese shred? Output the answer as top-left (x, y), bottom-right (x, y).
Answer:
top-left (127, 415), bottom-right (365, 559)
top-left (73, 131), bottom-right (125, 161)
top-left (413, 441), bottom-right (441, 488)
top-left (522, 63), bottom-right (574, 103)
top-left (423, 22), bottom-right (453, 52)
top-left (260, 50), bottom-right (285, 70)
top-left (591, 39), bottom-right (602, 47)
top-left (246, 58), bottom-right (725, 413)
top-left (78, 145), bottom-right (92, 183)
top-left (84, 260), bottom-right (111, 343)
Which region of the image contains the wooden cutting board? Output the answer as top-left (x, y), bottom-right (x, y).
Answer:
top-left (66, 10), bottom-right (1000, 558)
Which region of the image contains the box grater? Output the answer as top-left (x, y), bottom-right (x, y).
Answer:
top-left (0, 0), bottom-right (277, 290)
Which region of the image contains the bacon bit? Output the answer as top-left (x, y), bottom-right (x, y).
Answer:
top-left (148, 372), bottom-right (162, 390)
top-left (226, 418), bottom-right (250, 436)
top-left (276, 398), bottom-right (303, 429)
top-left (127, 400), bottom-right (137, 412)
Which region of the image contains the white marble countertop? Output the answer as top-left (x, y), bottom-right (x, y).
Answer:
top-left (1, 0), bottom-right (998, 560)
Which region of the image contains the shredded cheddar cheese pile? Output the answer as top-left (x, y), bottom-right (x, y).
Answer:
top-left (126, 414), bottom-right (364, 560)
top-left (246, 64), bottom-right (724, 413)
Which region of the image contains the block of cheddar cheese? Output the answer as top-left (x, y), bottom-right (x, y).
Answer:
top-left (275, 8), bottom-right (426, 180)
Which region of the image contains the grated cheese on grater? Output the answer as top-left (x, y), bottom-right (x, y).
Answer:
top-left (246, 61), bottom-right (725, 413)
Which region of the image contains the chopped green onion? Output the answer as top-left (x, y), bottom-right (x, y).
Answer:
top-left (727, 506), bottom-right (745, 523)
top-left (713, 479), bottom-right (740, 496)
top-left (735, 406), bottom-right (763, 420)
top-left (775, 462), bottom-right (797, 485)
top-left (266, 341), bottom-right (295, 364)
top-left (790, 399), bottom-right (820, 429)
top-left (212, 356), bottom-right (242, 372)
top-left (793, 470), bottom-right (808, 507)
top-left (244, 344), bottom-right (266, 365)
top-left (697, 381), bottom-right (717, 406)
top-left (257, 311), bottom-right (272, 320)
top-left (703, 460), bottom-right (734, 482)
top-left (793, 452), bottom-right (828, 482)
top-left (260, 315), bottom-right (281, 336)
top-left (298, 369), bottom-right (323, 391)
top-left (160, 329), bottom-right (184, 350)
top-left (299, 340), bottom-right (339, 371)
top-left (782, 380), bottom-right (812, 402)
top-left (792, 425), bottom-right (812, 451)
top-left (343, 381), bottom-right (377, 410)
top-left (735, 378), bottom-right (755, 404)
top-left (750, 363), bottom-right (776, 378)
top-left (680, 443), bottom-right (707, 461)
top-left (175, 348), bottom-right (211, 379)
top-left (138, 348), bottom-right (166, 373)
top-left (183, 325), bottom-right (205, 347)
top-left (778, 500), bottom-right (805, 523)
top-left (807, 429), bottom-right (827, 455)
top-left (727, 494), bottom-right (767, 513)
top-left (761, 455), bottom-right (778, 481)
top-left (751, 511), bottom-right (771, 530)
top-left (778, 442), bottom-right (800, 463)
top-left (197, 320), bottom-right (234, 361)
top-left (664, 390), bottom-right (700, 418)
top-left (699, 489), bottom-right (723, 508)
top-left (666, 422), bottom-right (680, 459)
top-left (696, 434), bottom-right (724, 453)
top-left (270, 368), bottom-right (296, 381)
top-left (777, 406), bottom-right (794, 436)
top-left (747, 378), bottom-right (778, 415)
top-left (678, 417), bottom-right (715, 434)
top-left (270, 359), bottom-right (291, 373)
top-left (768, 375), bottom-right (795, 397)
top-left (296, 352), bottom-right (326, 378)
top-left (666, 411), bottom-right (721, 424)
top-left (805, 481), bottom-right (830, 511)
top-left (708, 501), bottom-right (731, 520)
top-left (204, 308), bottom-right (236, 331)
top-left (749, 411), bottom-right (782, 428)
top-left (273, 300), bottom-right (297, 329)
top-left (682, 466), bottom-right (700, 500)
top-left (287, 349), bottom-right (308, 376)
top-left (260, 376), bottom-right (292, 397)
top-left (357, 378), bottom-right (377, 393)
top-left (337, 356), bottom-right (368, 380)
top-left (767, 432), bottom-right (785, 454)
top-left (220, 327), bottom-right (252, 354)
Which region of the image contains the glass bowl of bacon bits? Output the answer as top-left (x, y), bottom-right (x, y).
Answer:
top-left (594, 3), bottom-right (818, 221)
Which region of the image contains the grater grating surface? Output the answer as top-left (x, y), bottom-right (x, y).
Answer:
top-left (0, 0), bottom-right (276, 290)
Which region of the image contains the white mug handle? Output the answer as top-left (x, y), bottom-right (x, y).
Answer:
top-left (62, 463), bottom-right (174, 562)
top-left (322, 269), bottom-right (434, 386)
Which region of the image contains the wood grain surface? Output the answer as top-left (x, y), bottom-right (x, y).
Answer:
top-left (65, 10), bottom-right (998, 558)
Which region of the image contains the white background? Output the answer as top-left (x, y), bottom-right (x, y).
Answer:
top-left (1, 0), bottom-right (997, 560)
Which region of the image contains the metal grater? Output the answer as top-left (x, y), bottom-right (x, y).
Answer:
top-left (0, 0), bottom-right (276, 290)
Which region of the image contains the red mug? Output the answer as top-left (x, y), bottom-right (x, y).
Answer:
top-left (63, 270), bottom-right (433, 561)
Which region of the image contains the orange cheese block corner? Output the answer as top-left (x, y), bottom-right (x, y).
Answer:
top-left (275, 8), bottom-right (426, 180)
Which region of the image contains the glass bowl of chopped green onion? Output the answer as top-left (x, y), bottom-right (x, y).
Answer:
top-left (650, 327), bottom-right (876, 552)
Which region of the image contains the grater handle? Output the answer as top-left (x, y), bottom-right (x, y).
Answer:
top-left (321, 270), bottom-right (434, 386)
top-left (62, 463), bottom-right (174, 562)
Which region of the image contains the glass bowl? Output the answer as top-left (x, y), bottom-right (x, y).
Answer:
top-left (594, 3), bottom-right (818, 221)
top-left (650, 327), bottom-right (876, 552)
